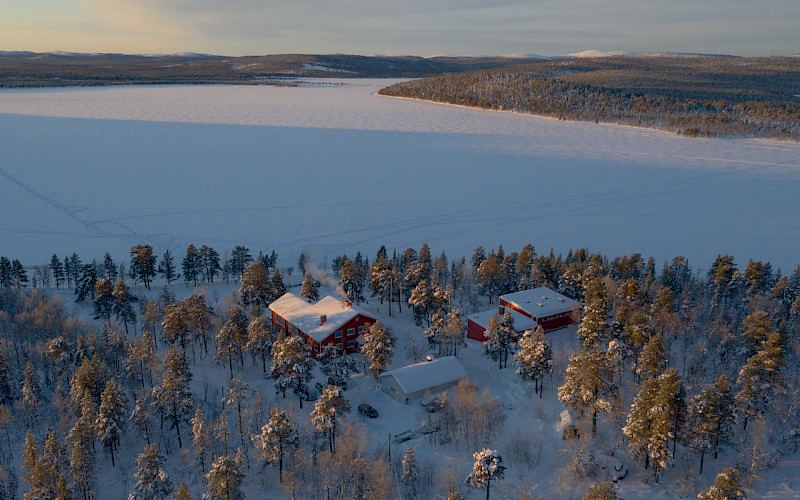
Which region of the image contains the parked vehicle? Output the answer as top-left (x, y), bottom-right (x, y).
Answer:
top-left (357, 403), bottom-right (379, 418)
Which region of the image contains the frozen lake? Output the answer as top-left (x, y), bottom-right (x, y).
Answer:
top-left (2, 80), bottom-right (799, 272)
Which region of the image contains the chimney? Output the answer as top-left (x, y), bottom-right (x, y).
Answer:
top-left (307, 298), bottom-right (312, 303)
top-left (343, 300), bottom-right (352, 308)
top-left (320, 315), bottom-right (327, 325)
top-left (499, 306), bottom-right (505, 315)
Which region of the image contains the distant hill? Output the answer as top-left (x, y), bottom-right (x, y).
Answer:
top-left (378, 54), bottom-right (800, 140)
top-left (0, 52), bottom-right (548, 88)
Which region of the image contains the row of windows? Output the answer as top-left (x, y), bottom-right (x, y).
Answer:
top-left (335, 340), bottom-right (356, 349)
top-left (334, 325), bottom-right (365, 338)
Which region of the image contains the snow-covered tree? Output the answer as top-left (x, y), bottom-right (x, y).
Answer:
top-left (223, 378), bottom-right (250, 447)
top-left (158, 249), bottom-right (179, 284)
top-left (271, 335), bottom-right (314, 408)
top-left (299, 272), bottom-right (320, 301)
top-left (216, 320), bottom-right (245, 378)
top-left (151, 346), bottom-right (193, 448)
top-left (192, 408), bottom-right (212, 473)
top-left (736, 332), bottom-right (785, 430)
top-left (465, 448), bottom-right (505, 500)
top-left (515, 326), bottom-right (553, 396)
top-left (578, 271), bottom-right (608, 348)
top-left (697, 468), bottom-right (745, 500)
top-left (584, 480), bottom-right (620, 499)
top-left (203, 453), bottom-right (245, 500)
top-left (173, 483), bottom-right (191, 500)
top-left (401, 444), bottom-right (419, 496)
top-left (311, 385), bottom-right (351, 453)
top-left (361, 321), bottom-right (393, 377)
top-left (96, 379), bottom-right (127, 467)
top-left (483, 311), bottom-right (516, 369)
top-left (113, 280), bottom-right (137, 334)
top-left (686, 374), bottom-right (735, 474)
top-left (182, 244), bottom-right (202, 285)
top-left (130, 244), bottom-right (157, 290)
top-left (239, 261), bottom-right (272, 313)
top-left (252, 406), bottom-right (298, 483)
top-left (246, 315), bottom-right (275, 373)
top-left (129, 444), bottom-right (173, 500)
top-left (21, 361), bottom-right (43, 428)
top-left (558, 347), bottom-right (616, 437)
top-left (339, 256), bottom-right (365, 304)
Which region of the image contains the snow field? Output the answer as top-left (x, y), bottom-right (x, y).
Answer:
top-left (1, 80), bottom-right (800, 274)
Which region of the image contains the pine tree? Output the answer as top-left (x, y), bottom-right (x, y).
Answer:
top-left (216, 320), bottom-right (245, 378)
top-left (162, 301), bottom-right (191, 352)
top-left (239, 261), bottom-right (272, 313)
top-left (246, 315), bottom-right (275, 373)
top-left (96, 379), bottom-right (127, 467)
top-left (483, 311), bottom-right (516, 369)
top-left (50, 254), bottom-right (65, 288)
top-left (252, 407), bottom-right (298, 483)
top-left (736, 332), bottom-right (785, 430)
top-left (339, 256), bottom-right (365, 304)
top-left (21, 361), bottom-right (43, 428)
top-left (223, 378), bottom-right (250, 448)
top-left (270, 335), bottom-right (313, 408)
top-left (215, 410), bottom-right (231, 457)
top-left (130, 244), bottom-right (157, 290)
top-left (361, 321), bottom-right (393, 377)
top-left (101, 252), bottom-right (118, 282)
top-left (199, 245), bottom-right (221, 283)
top-left (697, 468), bottom-right (745, 500)
top-left (131, 396), bottom-right (153, 445)
top-left (578, 272), bottom-right (608, 348)
top-left (311, 385), bottom-right (351, 453)
top-left (558, 347), bottom-right (616, 437)
top-left (584, 481), bottom-right (619, 499)
top-left (174, 483), bottom-right (191, 500)
top-left (635, 333), bottom-right (666, 384)
top-left (129, 444), bottom-right (173, 500)
top-left (113, 280), bottom-right (137, 334)
top-left (74, 262), bottom-right (98, 302)
top-left (93, 277), bottom-right (115, 328)
top-left (465, 449), bottom-right (505, 500)
top-left (515, 326), bottom-right (553, 396)
top-left (401, 444), bottom-right (419, 496)
top-left (69, 435), bottom-right (95, 500)
top-left (271, 269), bottom-right (286, 298)
top-left (229, 246), bottom-right (252, 278)
top-left (687, 374), bottom-right (735, 473)
top-left (191, 408), bottom-right (212, 473)
top-left (158, 249), bottom-right (179, 284)
top-left (182, 244), bottom-right (202, 285)
top-left (299, 272), bottom-right (320, 301)
top-left (151, 346), bottom-right (193, 448)
top-left (204, 454), bottom-right (245, 500)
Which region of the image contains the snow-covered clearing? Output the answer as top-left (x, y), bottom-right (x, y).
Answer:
top-left (1, 79), bottom-right (799, 273)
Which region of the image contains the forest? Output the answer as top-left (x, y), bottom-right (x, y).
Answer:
top-left (0, 52), bottom-right (545, 88)
top-left (0, 240), bottom-right (799, 499)
top-left (378, 55), bottom-right (800, 140)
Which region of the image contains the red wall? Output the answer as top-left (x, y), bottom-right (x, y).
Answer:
top-left (467, 318), bottom-right (488, 342)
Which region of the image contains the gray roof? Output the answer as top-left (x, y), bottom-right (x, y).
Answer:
top-left (380, 356), bottom-right (467, 394)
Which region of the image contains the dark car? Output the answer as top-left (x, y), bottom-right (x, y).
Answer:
top-left (328, 376), bottom-right (347, 390)
top-left (357, 403), bottom-right (379, 418)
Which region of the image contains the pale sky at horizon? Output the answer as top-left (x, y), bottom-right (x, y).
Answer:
top-left (2, 0), bottom-right (798, 57)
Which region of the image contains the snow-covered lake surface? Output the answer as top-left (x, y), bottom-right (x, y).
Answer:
top-left (2, 79), bottom-right (799, 271)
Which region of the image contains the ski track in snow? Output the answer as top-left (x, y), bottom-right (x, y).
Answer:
top-left (1, 79), bottom-right (800, 271)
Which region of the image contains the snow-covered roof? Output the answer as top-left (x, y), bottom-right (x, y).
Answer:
top-left (499, 287), bottom-right (580, 319)
top-left (268, 293), bottom-right (374, 342)
top-left (380, 356), bottom-right (467, 395)
top-left (466, 308), bottom-right (537, 332)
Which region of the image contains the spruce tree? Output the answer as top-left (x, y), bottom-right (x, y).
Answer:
top-left (151, 346), bottom-right (193, 448)
top-left (401, 444), bottom-right (419, 496)
top-left (50, 254), bottom-right (65, 288)
top-left (182, 245), bottom-right (202, 285)
top-left (299, 272), bottom-right (320, 301)
top-left (158, 249), bottom-right (179, 284)
top-left (736, 332), bottom-right (785, 430)
top-left (558, 347), bottom-right (616, 437)
top-left (192, 408), bottom-right (212, 473)
top-left (246, 315), bottom-right (275, 373)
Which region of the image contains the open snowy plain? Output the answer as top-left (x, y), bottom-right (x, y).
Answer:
top-left (2, 79), bottom-right (800, 272)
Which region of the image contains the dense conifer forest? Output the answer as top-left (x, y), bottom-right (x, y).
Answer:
top-left (0, 242), bottom-right (798, 498)
top-left (378, 55), bottom-right (800, 140)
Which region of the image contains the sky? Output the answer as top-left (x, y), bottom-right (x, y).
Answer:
top-left (1, 0), bottom-right (799, 57)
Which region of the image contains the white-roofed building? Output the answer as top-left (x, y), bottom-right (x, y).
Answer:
top-left (268, 292), bottom-right (376, 355)
top-left (379, 356), bottom-right (468, 404)
top-left (467, 286), bottom-right (581, 342)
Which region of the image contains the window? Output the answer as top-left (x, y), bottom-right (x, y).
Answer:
top-left (347, 328), bottom-right (355, 336)
top-left (357, 326), bottom-right (364, 334)
top-left (335, 330), bottom-right (343, 338)
top-left (346, 340), bottom-right (355, 348)
top-left (289, 324), bottom-right (297, 334)
top-left (336, 342), bottom-right (343, 350)
top-left (355, 316), bottom-right (359, 321)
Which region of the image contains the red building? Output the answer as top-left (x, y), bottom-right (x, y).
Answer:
top-left (467, 287), bottom-right (581, 342)
top-left (268, 292), bottom-right (376, 355)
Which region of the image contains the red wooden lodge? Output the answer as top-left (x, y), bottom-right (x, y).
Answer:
top-left (268, 292), bottom-right (376, 355)
top-left (467, 287), bottom-right (581, 342)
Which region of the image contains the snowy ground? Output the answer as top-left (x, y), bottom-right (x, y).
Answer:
top-left (2, 80), bottom-right (800, 273)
